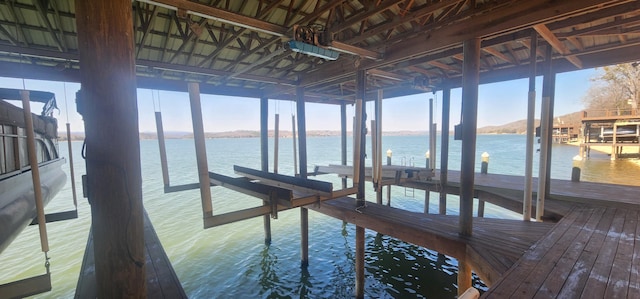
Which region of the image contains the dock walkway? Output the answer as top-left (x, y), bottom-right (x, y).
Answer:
top-left (75, 211), bottom-right (186, 298)
top-left (312, 167), bottom-right (640, 296)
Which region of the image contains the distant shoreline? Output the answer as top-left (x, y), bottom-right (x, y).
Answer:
top-left (58, 130), bottom-right (529, 141)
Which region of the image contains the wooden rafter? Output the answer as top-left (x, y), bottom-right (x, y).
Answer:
top-left (533, 24), bottom-right (583, 68)
top-left (482, 47), bottom-right (516, 64)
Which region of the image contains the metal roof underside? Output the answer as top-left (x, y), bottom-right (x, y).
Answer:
top-left (0, 0), bottom-right (639, 104)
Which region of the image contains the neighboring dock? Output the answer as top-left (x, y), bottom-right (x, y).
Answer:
top-left (580, 108), bottom-right (640, 160)
top-left (75, 211), bottom-right (186, 298)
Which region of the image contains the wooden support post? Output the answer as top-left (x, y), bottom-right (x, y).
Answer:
top-left (340, 103), bottom-right (347, 188)
top-left (66, 123), bottom-right (78, 208)
top-left (460, 38), bottom-right (481, 236)
top-left (188, 83), bottom-right (213, 219)
top-left (21, 91), bottom-right (48, 252)
top-left (611, 123), bottom-right (618, 160)
top-left (355, 225), bottom-right (365, 299)
top-left (440, 88), bottom-right (451, 215)
top-left (545, 63), bottom-right (556, 197)
top-left (292, 114), bottom-right (298, 176)
top-left (260, 97), bottom-right (271, 244)
top-left (458, 260), bottom-right (473, 297)
top-left (386, 149), bottom-right (392, 206)
top-left (477, 199), bottom-right (485, 217)
top-left (355, 69), bottom-right (366, 299)
top-left (296, 86), bottom-right (309, 267)
top-left (155, 112), bottom-right (170, 188)
top-left (75, 1), bottom-right (145, 296)
top-left (429, 97), bottom-right (436, 171)
top-left (523, 30), bottom-right (537, 221)
top-left (375, 90), bottom-right (383, 204)
top-left (424, 154), bottom-right (430, 214)
top-left (355, 69), bottom-right (366, 205)
top-left (273, 113), bottom-right (279, 174)
top-left (537, 45), bottom-right (553, 221)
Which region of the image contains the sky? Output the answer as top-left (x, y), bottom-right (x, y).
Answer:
top-left (0, 67), bottom-right (597, 133)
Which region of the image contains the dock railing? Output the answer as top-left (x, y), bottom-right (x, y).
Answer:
top-left (583, 108), bottom-right (639, 119)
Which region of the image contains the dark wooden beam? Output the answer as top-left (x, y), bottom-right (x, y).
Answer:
top-left (299, 0), bottom-right (628, 87)
top-left (459, 37), bottom-right (480, 237)
top-left (75, 0), bottom-right (145, 296)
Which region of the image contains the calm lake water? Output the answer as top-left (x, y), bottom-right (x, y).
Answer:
top-left (1, 134), bottom-right (639, 298)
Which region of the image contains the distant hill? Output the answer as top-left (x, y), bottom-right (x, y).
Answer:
top-left (477, 111), bottom-right (584, 134)
top-left (59, 111), bottom-right (586, 139)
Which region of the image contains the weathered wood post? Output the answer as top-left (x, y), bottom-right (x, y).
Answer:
top-left (571, 155), bottom-right (582, 182)
top-left (386, 149), bottom-right (392, 206)
top-left (478, 152), bottom-right (489, 217)
top-left (340, 103), bottom-right (347, 188)
top-left (296, 87), bottom-right (309, 267)
top-left (537, 44), bottom-right (554, 221)
top-left (273, 113), bottom-right (279, 174)
top-left (260, 97), bottom-right (271, 244)
top-left (424, 151), bottom-right (430, 213)
top-left (188, 83), bottom-right (213, 220)
top-left (355, 69), bottom-right (367, 299)
top-left (155, 110), bottom-right (170, 189)
top-left (75, 1), bottom-right (145, 296)
top-left (458, 37), bottom-right (480, 296)
top-left (523, 30), bottom-right (537, 221)
top-left (440, 87), bottom-right (451, 215)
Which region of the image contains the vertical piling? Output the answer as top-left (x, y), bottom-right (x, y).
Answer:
top-left (355, 69), bottom-right (366, 299)
top-left (429, 98), bottom-right (437, 171)
top-left (458, 259), bottom-right (473, 296)
top-left (340, 103), bottom-right (347, 188)
top-left (296, 87), bottom-right (309, 268)
top-left (21, 91), bottom-right (48, 253)
top-left (523, 31), bottom-right (537, 221)
top-left (460, 38), bottom-right (481, 237)
top-left (188, 83), bottom-right (213, 219)
top-left (273, 113), bottom-right (279, 174)
top-left (375, 90), bottom-right (383, 204)
top-left (440, 88), bottom-right (451, 215)
top-left (424, 151), bottom-right (430, 213)
top-left (292, 114), bottom-right (298, 176)
top-left (75, 1), bottom-right (145, 295)
top-left (386, 149), bottom-right (392, 206)
top-left (260, 97), bottom-right (271, 244)
top-left (537, 45), bottom-right (553, 221)
top-left (66, 123), bottom-right (78, 208)
top-left (155, 111), bottom-right (170, 189)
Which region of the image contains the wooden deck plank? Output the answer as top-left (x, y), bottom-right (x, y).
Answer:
top-left (604, 209), bottom-right (637, 298)
top-left (555, 207), bottom-right (618, 298)
top-left (75, 211), bottom-right (186, 298)
top-left (628, 210), bottom-right (640, 298)
top-left (483, 206), bottom-right (582, 298)
top-left (580, 208), bottom-right (627, 298)
top-left (532, 207), bottom-right (605, 298)
top-left (308, 197), bottom-right (554, 286)
top-left (510, 207), bottom-right (596, 298)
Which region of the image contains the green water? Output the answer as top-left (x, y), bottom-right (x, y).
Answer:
top-left (1, 135), bottom-right (638, 298)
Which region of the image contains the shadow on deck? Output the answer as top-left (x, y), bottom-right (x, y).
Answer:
top-left (75, 211), bottom-right (186, 298)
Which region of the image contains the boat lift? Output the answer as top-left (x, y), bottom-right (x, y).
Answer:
top-left (0, 88), bottom-right (79, 298)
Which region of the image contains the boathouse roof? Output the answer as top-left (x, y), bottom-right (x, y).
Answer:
top-left (0, 0), bottom-right (639, 103)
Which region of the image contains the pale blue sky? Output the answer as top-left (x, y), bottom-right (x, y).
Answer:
top-left (0, 68), bottom-right (596, 133)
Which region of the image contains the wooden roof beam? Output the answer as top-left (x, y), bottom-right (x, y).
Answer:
top-left (533, 24), bottom-right (583, 68)
top-left (301, 0), bottom-right (623, 87)
top-left (139, 0), bottom-right (382, 60)
top-left (555, 14), bottom-right (640, 38)
top-left (482, 47), bottom-right (516, 64)
top-left (367, 69), bottom-right (412, 81)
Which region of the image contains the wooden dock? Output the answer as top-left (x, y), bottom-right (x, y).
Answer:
top-left (307, 197), bottom-right (556, 285)
top-left (311, 166), bottom-right (640, 296)
top-left (483, 205), bottom-right (639, 298)
top-left (75, 211), bottom-right (186, 298)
